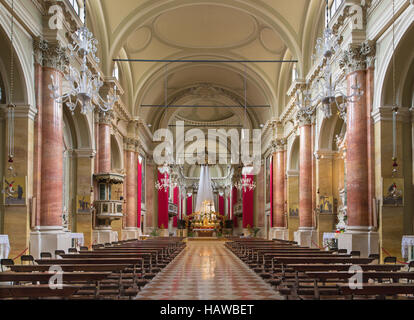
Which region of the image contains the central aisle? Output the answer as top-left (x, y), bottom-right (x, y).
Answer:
top-left (136, 240), bottom-right (284, 300)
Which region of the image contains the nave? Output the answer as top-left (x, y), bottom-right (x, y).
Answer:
top-left (136, 241), bottom-right (283, 300)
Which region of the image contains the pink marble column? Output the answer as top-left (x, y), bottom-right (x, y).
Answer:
top-left (272, 153), bottom-right (278, 227)
top-left (40, 67), bottom-right (63, 227)
top-left (125, 149), bottom-right (137, 228)
top-left (299, 123), bottom-right (313, 228)
top-left (366, 67), bottom-right (375, 227)
top-left (274, 149), bottom-right (285, 228)
top-left (346, 70), bottom-right (369, 228)
top-left (33, 63), bottom-right (42, 227)
top-left (98, 113), bottom-right (111, 173)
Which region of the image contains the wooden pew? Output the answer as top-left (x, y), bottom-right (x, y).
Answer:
top-left (338, 283), bottom-right (414, 299)
top-left (0, 272), bottom-right (111, 284)
top-left (10, 264), bottom-right (129, 273)
top-left (0, 285), bottom-right (83, 299)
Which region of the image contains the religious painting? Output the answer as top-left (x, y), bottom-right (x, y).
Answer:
top-left (265, 156), bottom-right (271, 204)
top-left (318, 195), bottom-right (333, 213)
top-left (383, 178), bottom-right (404, 206)
top-left (289, 207), bottom-right (299, 217)
top-left (3, 176), bottom-right (26, 205)
top-left (76, 195), bottom-right (91, 213)
top-left (112, 184), bottom-right (123, 201)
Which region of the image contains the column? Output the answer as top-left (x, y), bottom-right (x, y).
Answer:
top-left (30, 40), bottom-right (71, 258)
top-left (98, 112), bottom-right (112, 173)
top-left (295, 115), bottom-right (317, 247)
top-left (272, 139), bottom-right (288, 240)
top-left (338, 43), bottom-right (379, 257)
top-left (123, 138), bottom-right (140, 240)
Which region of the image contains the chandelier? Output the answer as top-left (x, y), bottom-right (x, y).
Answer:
top-left (155, 164), bottom-right (171, 192)
top-left (49, 3), bottom-right (118, 115)
top-left (234, 167), bottom-right (256, 192)
top-left (308, 0), bottom-right (363, 121)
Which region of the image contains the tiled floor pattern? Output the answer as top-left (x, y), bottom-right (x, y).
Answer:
top-left (135, 240), bottom-right (284, 300)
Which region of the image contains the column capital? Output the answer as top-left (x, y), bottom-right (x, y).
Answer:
top-left (271, 138), bottom-right (286, 153)
top-left (98, 111), bottom-right (113, 125)
top-left (296, 108), bottom-right (313, 126)
top-left (124, 137), bottom-right (137, 152)
top-left (33, 38), bottom-right (69, 72)
top-left (339, 41), bottom-right (376, 74)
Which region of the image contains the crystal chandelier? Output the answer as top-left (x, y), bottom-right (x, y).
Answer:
top-left (155, 164), bottom-right (170, 192)
top-left (49, 3), bottom-right (118, 115)
top-left (309, 0), bottom-right (363, 121)
top-left (234, 167), bottom-right (256, 192)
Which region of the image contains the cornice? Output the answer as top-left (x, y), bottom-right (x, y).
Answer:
top-left (372, 106), bottom-right (411, 124)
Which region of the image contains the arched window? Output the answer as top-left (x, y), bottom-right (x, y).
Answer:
top-left (292, 64), bottom-right (297, 83)
top-left (112, 62), bottom-right (119, 80)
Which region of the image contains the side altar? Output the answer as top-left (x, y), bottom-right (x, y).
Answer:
top-left (185, 200), bottom-right (224, 237)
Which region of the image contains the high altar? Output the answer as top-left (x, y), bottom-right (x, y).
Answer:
top-left (186, 201), bottom-right (223, 237)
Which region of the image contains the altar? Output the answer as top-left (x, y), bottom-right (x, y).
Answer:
top-left (193, 229), bottom-right (216, 237)
top-left (186, 200), bottom-right (223, 237)
top-left (185, 166), bottom-right (224, 238)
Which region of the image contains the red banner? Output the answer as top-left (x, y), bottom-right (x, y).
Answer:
top-left (270, 155), bottom-right (273, 228)
top-left (232, 187), bottom-right (238, 227)
top-left (242, 175), bottom-right (254, 229)
top-left (186, 194), bottom-right (193, 215)
top-left (157, 170), bottom-right (169, 229)
top-left (218, 194), bottom-right (225, 216)
top-left (173, 187), bottom-right (179, 227)
top-left (137, 159), bottom-right (142, 228)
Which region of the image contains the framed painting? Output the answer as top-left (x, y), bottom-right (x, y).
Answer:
top-left (3, 176), bottom-right (26, 205)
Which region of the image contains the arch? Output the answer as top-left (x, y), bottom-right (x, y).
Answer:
top-left (318, 113), bottom-right (344, 151)
top-left (0, 9), bottom-right (35, 106)
top-left (288, 135), bottom-right (300, 171)
top-left (134, 52), bottom-right (276, 126)
top-left (111, 134), bottom-right (123, 171)
top-left (376, 6), bottom-right (414, 109)
top-left (106, 0), bottom-right (303, 77)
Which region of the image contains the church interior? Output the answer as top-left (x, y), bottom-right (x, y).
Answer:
top-left (0, 0), bottom-right (414, 301)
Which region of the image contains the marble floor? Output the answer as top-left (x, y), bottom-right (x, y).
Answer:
top-left (135, 240), bottom-right (284, 300)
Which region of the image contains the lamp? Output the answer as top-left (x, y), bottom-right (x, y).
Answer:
top-left (49, 1), bottom-right (118, 115)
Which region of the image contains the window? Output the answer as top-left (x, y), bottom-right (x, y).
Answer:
top-left (327, 0), bottom-right (344, 23)
top-left (292, 64), bottom-right (297, 83)
top-left (67, 0), bottom-right (83, 22)
top-left (112, 62), bottom-right (119, 80)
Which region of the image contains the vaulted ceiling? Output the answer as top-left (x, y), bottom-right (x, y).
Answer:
top-left (88, 0), bottom-right (325, 129)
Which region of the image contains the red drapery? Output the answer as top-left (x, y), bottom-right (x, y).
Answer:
top-left (173, 187), bottom-right (179, 227)
top-left (232, 187), bottom-right (238, 227)
top-left (218, 195), bottom-right (225, 216)
top-left (157, 171), bottom-right (169, 229)
top-left (242, 175), bottom-right (254, 228)
top-left (270, 155), bottom-right (273, 228)
top-left (227, 197), bottom-right (230, 218)
top-left (137, 159), bottom-right (142, 228)
top-left (186, 194), bottom-right (193, 215)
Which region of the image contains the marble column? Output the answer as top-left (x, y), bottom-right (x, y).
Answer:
top-left (98, 112), bottom-right (112, 173)
top-left (123, 138), bottom-right (140, 240)
top-left (295, 117), bottom-right (317, 247)
top-left (338, 44), bottom-right (379, 257)
top-left (30, 40), bottom-right (71, 258)
top-left (272, 139), bottom-right (288, 240)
